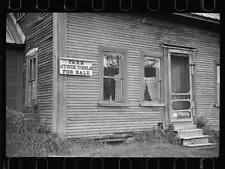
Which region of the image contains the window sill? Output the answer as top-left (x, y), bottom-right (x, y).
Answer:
top-left (98, 102), bottom-right (130, 107)
top-left (140, 102), bottom-right (166, 107)
top-left (214, 103), bottom-right (220, 108)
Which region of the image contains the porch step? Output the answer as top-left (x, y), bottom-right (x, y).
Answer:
top-left (181, 135), bottom-right (210, 146)
top-left (173, 122), bottom-right (196, 130)
top-left (183, 143), bottom-right (216, 149)
top-left (172, 121), bottom-right (215, 149)
top-left (177, 129), bottom-right (203, 137)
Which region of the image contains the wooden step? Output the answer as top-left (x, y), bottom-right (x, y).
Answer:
top-left (97, 132), bottom-right (135, 144)
top-left (173, 123), bottom-right (196, 130)
top-left (99, 138), bottom-right (126, 143)
top-left (177, 129), bottom-right (203, 137)
top-left (181, 135), bottom-right (210, 146)
top-left (183, 143), bottom-right (216, 149)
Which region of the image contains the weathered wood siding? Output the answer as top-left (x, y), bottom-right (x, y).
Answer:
top-left (17, 13), bottom-right (53, 128)
top-left (6, 49), bottom-right (22, 110)
top-left (65, 13), bottom-right (219, 138)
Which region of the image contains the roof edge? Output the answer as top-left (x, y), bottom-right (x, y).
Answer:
top-left (7, 13), bottom-right (26, 44)
top-left (173, 13), bottom-right (220, 24)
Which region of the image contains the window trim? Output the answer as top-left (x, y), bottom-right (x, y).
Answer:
top-left (214, 60), bottom-right (220, 108)
top-left (25, 48), bottom-right (38, 107)
top-left (140, 51), bottom-right (165, 107)
top-left (98, 45), bottom-right (128, 107)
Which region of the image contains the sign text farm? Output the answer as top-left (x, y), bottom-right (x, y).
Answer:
top-left (60, 58), bottom-right (92, 76)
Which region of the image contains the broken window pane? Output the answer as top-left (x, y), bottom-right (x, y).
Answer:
top-left (144, 57), bottom-right (160, 101)
top-left (103, 52), bottom-right (121, 77)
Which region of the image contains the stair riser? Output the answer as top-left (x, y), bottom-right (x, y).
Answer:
top-left (174, 125), bottom-right (196, 130)
top-left (183, 137), bottom-right (209, 145)
top-left (178, 130), bottom-right (203, 137)
top-left (184, 145), bottom-right (216, 149)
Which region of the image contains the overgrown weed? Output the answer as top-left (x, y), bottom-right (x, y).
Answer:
top-left (133, 125), bottom-right (181, 145)
top-left (195, 116), bottom-right (219, 143)
top-left (6, 107), bottom-right (72, 157)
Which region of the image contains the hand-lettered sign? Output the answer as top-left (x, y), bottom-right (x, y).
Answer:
top-left (60, 58), bottom-right (92, 76)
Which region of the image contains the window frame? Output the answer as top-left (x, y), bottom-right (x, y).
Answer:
top-left (98, 45), bottom-right (128, 107)
top-left (214, 60), bottom-right (220, 108)
top-left (25, 48), bottom-right (38, 107)
top-left (140, 51), bottom-right (165, 107)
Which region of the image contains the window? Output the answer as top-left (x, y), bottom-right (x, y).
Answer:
top-left (215, 60), bottom-right (220, 106)
top-left (99, 46), bottom-right (128, 106)
top-left (14, 13), bottom-right (25, 20)
top-left (140, 52), bottom-right (165, 107)
top-left (26, 48), bottom-right (38, 106)
top-left (144, 56), bottom-right (161, 102)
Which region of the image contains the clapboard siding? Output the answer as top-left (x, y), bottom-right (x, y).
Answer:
top-left (6, 50), bottom-right (20, 109)
top-left (17, 13), bottom-right (53, 128)
top-left (65, 13), bottom-right (220, 137)
top-left (66, 13), bottom-right (164, 138)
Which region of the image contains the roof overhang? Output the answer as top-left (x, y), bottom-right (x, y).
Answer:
top-left (173, 13), bottom-right (220, 25)
top-left (6, 13), bottom-right (25, 44)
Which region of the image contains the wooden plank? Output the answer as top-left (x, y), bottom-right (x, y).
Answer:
top-left (56, 13), bottom-right (67, 137)
top-left (6, 50), bottom-right (17, 108)
top-left (16, 51), bottom-right (22, 110)
top-left (52, 13), bottom-right (58, 133)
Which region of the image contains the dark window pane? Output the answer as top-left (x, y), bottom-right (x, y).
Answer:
top-left (33, 58), bottom-right (36, 80)
top-left (171, 54), bottom-right (190, 93)
top-left (103, 52), bottom-right (122, 76)
top-left (145, 67), bottom-right (156, 77)
top-left (172, 101), bottom-right (190, 110)
top-left (29, 59), bottom-right (32, 80)
top-left (103, 78), bottom-right (115, 101)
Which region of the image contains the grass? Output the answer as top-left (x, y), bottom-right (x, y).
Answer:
top-left (6, 107), bottom-right (73, 157)
top-left (195, 116), bottom-right (220, 144)
top-left (7, 107), bottom-right (219, 157)
top-left (50, 125), bottom-right (219, 157)
top-left (50, 141), bottom-right (219, 157)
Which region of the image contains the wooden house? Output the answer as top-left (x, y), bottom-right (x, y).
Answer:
top-left (6, 13), bottom-right (220, 142)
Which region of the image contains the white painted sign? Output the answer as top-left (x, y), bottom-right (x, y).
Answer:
top-left (60, 58), bottom-right (92, 76)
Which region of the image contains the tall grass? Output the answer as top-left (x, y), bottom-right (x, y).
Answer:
top-left (6, 107), bottom-right (72, 157)
top-left (133, 125), bottom-right (181, 145)
top-left (195, 116), bottom-right (219, 143)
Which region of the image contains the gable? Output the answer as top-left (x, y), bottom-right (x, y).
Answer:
top-left (6, 13), bottom-right (25, 44)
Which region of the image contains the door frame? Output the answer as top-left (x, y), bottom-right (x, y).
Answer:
top-left (162, 44), bottom-right (196, 127)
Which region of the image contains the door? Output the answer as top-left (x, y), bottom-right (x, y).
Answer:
top-left (168, 51), bottom-right (194, 123)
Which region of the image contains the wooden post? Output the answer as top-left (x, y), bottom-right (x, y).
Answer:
top-left (52, 13), bottom-right (67, 137)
